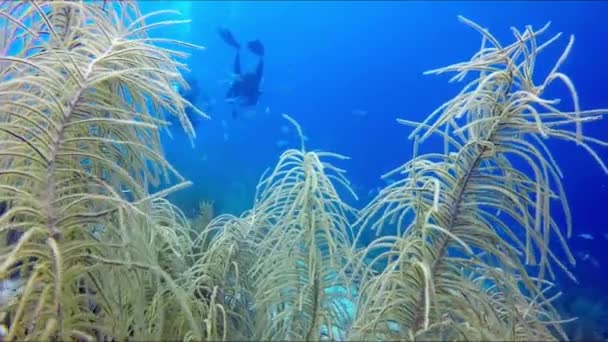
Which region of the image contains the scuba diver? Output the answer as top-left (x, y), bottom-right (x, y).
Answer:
top-left (168, 77), bottom-right (213, 130)
top-left (180, 77), bottom-right (213, 128)
top-left (217, 27), bottom-right (265, 118)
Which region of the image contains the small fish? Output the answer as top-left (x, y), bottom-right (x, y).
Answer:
top-left (265, 106), bottom-right (270, 114)
top-left (576, 251), bottom-right (600, 268)
top-left (276, 140), bottom-right (288, 148)
top-left (225, 97), bottom-right (238, 104)
top-left (352, 109), bottom-right (368, 117)
top-left (577, 233), bottom-right (594, 240)
top-left (602, 232), bottom-right (608, 241)
top-left (280, 125), bottom-right (290, 134)
top-left (367, 186), bottom-right (382, 198)
top-left (223, 133), bottom-right (230, 142)
top-left (367, 188), bottom-right (376, 197)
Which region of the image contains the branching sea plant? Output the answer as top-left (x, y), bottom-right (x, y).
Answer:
top-left (0, 1), bottom-right (206, 340)
top-left (348, 16), bottom-right (608, 341)
top-left (243, 114), bottom-right (360, 341)
top-left (183, 211), bottom-right (259, 341)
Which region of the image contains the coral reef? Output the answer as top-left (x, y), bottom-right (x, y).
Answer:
top-left (0, 2), bottom-right (606, 341)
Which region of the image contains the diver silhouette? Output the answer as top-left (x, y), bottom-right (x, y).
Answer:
top-left (180, 77), bottom-right (213, 128)
top-left (218, 27), bottom-right (264, 118)
top-left (168, 77), bottom-right (211, 130)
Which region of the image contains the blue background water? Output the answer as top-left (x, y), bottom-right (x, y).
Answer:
top-left (140, 1), bottom-right (608, 337)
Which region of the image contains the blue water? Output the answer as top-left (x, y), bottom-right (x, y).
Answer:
top-left (141, 1), bottom-right (608, 338)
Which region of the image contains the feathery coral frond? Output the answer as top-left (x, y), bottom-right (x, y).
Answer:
top-left (349, 16), bottom-right (608, 341)
top-left (244, 114), bottom-right (359, 341)
top-left (0, 1), bottom-right (204, 340)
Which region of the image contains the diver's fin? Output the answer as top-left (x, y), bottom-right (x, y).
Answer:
top-left (233, 51), bottom-right (241, 75)
top-left (247, 39), bottom-right (264, 56)
top-left (218, 27), bottom-right (240, 49)
top-left (226, 84), bottom-right (236, 99)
